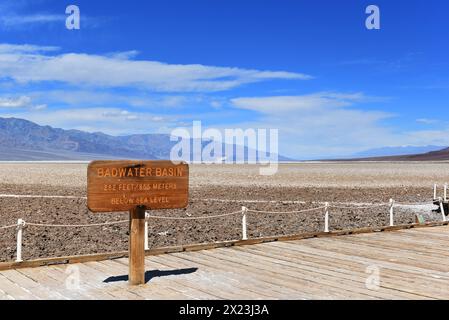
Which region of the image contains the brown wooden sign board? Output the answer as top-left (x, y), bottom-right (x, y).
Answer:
top-left (87, 160), bottom-right (189, 212)
top-left (87, 160), bottom-right (189, 285)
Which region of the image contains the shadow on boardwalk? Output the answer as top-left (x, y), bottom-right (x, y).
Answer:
top-left (103, 267), bottom-right (198, 284)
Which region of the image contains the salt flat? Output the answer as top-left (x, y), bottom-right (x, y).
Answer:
top-left (0, 161), bottom-right (448, 189)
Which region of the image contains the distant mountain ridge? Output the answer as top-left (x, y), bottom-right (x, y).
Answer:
top-left (0, 117), bottom-right (171, 160)
top-left (350, 147), bottom-right (449, 161)
top-left (351, 145), bottom-right (448, 158)
top-left (0, 117), bottom-right (289, 161)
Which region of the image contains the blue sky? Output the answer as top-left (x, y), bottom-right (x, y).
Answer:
top-left (0, 0), bottom-right (448, 159)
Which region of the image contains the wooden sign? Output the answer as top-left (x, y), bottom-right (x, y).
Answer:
top-left (87, 160), bottom-right (189, 212)
top-left (87, 160), bottom-right (189, 285)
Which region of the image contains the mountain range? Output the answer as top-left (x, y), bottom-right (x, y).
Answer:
top-left (0, 117), bottom-right (448, 161)
top-left (351, 145), bottom-right (448, 158)
top-left (0, 117), bottom-right (288, 161)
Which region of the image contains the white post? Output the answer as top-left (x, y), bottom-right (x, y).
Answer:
top-left (242, 206), bottom-right (248, 240)
top-left (324, 202), bottom-right (329, 233)
top-left (439, 197), bottom-right (446, 222)
top-left (144, 212), bottom-right (149, 251)
top-left (389, 199), bottom-right (395, 227)
top-left (434, 183), bottom-right (437, 200)
top-left (16, 219), bottom-right (24, 263)
top-left (444, 184), bottom-right (447, 202)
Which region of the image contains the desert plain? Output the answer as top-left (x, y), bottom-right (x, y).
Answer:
top-left (0, 161), bottom-right (448, 262)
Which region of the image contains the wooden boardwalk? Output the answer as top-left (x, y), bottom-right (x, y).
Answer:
top-left (1, 225), bottom-right (449, 300)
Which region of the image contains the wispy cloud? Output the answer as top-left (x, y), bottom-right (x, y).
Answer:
top-left (0, 1), bottom-right (101, 30)
top-left (0, 95), bottom-right (47, 110)
top-left (0, 96), bottom-right (32, 108)
top-left (0, 43), bottom-right (60, 53)
top-left (0, 43), bottom-right (311, 92)
top-left (416, 118), bottom-right (439, 125)
top-left (339, 58), bottom-right (386, 66)
top-left (229, 93), bottom-right (398, 158)
top-left (0, 14), bottom-right (64, 28)
top-left (231, 92), bottom-right (370, 113)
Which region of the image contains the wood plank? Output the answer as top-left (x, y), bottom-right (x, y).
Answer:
top-left (272, 240), bottom-right (449, 280)
top-left (97, 260), bottom-right (194, 299)
top-left (166, 251), bottom-right (316, 299)
top-left (311, 237), bottom-right (449, 273)
top-left (81, 262), bottom-right (142, 300)
top-left (0, 273), bottom-right (39, 300)
top-left (50, 264), bottom-right (118, 300)
top-left (198, 248), bottom-right (372, 299)
top-left (335, 234), bottom-right (449, 260)
top-left (154, 254), bottom-right (276, 300)
top-left (0, 269), bottom-right (68, 300)
top-left (150, 256), bottom-right (254, 300)
top-left (244, 244), bottom-right (444, 299)
top-left (209, 246), bottom-right (426, 300)
top-left (112, 258), bottom-right (221, 299)
top-left (264, 241), bottom-right (449, 286)
top-left (162, 251), bottom-right (302, 299)
top-left (17, 266), bottom-right (93, 300)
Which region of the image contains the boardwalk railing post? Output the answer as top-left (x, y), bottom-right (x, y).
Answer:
top-left (16, 219), bottom-right (24, 263)
top-left (389, 199), bottom-right (395, 227)
top-left (242, 206), bottom-right (248, 240)
top-left (434, 183), bottom-right (437, 200)
top-left (324, 202), bottom-right (329, 233)
top-left (439, 197), bottom-right (446, 222)
top-left (129, 205), bottom-right (146, 285)
top-left (144, 212), bottom-right (149, 251)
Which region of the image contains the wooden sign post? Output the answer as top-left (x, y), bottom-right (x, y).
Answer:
top-left (87, 160), bottom-right (189, 285)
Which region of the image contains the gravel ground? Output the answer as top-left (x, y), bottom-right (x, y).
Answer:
top-left (0, 162), bottom-right (447, 262)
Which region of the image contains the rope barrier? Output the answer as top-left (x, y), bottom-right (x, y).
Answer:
top-left (26, 220), bottom-right (129, 228)
top-left (246, 206), bottom-right (326, 214)
top-left (0, 201), bottom-right (440, 230)
top-left (329, 203), bottom-right (389, 210)
top-left (0, 224), bottom-right (16, 230)
top-left (395, 202), bottom-right (434, 206)
top-left (145, 210), bottom-right (242, 220)
top-left (1, 183), bottom-right (445, 264)
top-left (0, 194), bottom-right (86, 199)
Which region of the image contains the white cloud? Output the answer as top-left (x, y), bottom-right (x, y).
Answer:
top-left (229, 93), bottom-right (449, 158)
top-left (0, 95), bottom-right (48, 110)
top-left (0, 44), bottom-right (60, 54)
top-left (229, 93), bottom-right (397, 158)
top-left (0, 96), bottom-right (32, 108)
top-left (0, 43), bottom-right (311, 92)
top-left (27, 90), bottom-right (206, 110)
top-left (416, 118), bottom-right (439, 125)
top-left (0, 14), bottom-right (64, 28)
top-left (231, 92), bottom-right (367, 113)
top-left (31, 104), bottom-right (47, 111)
